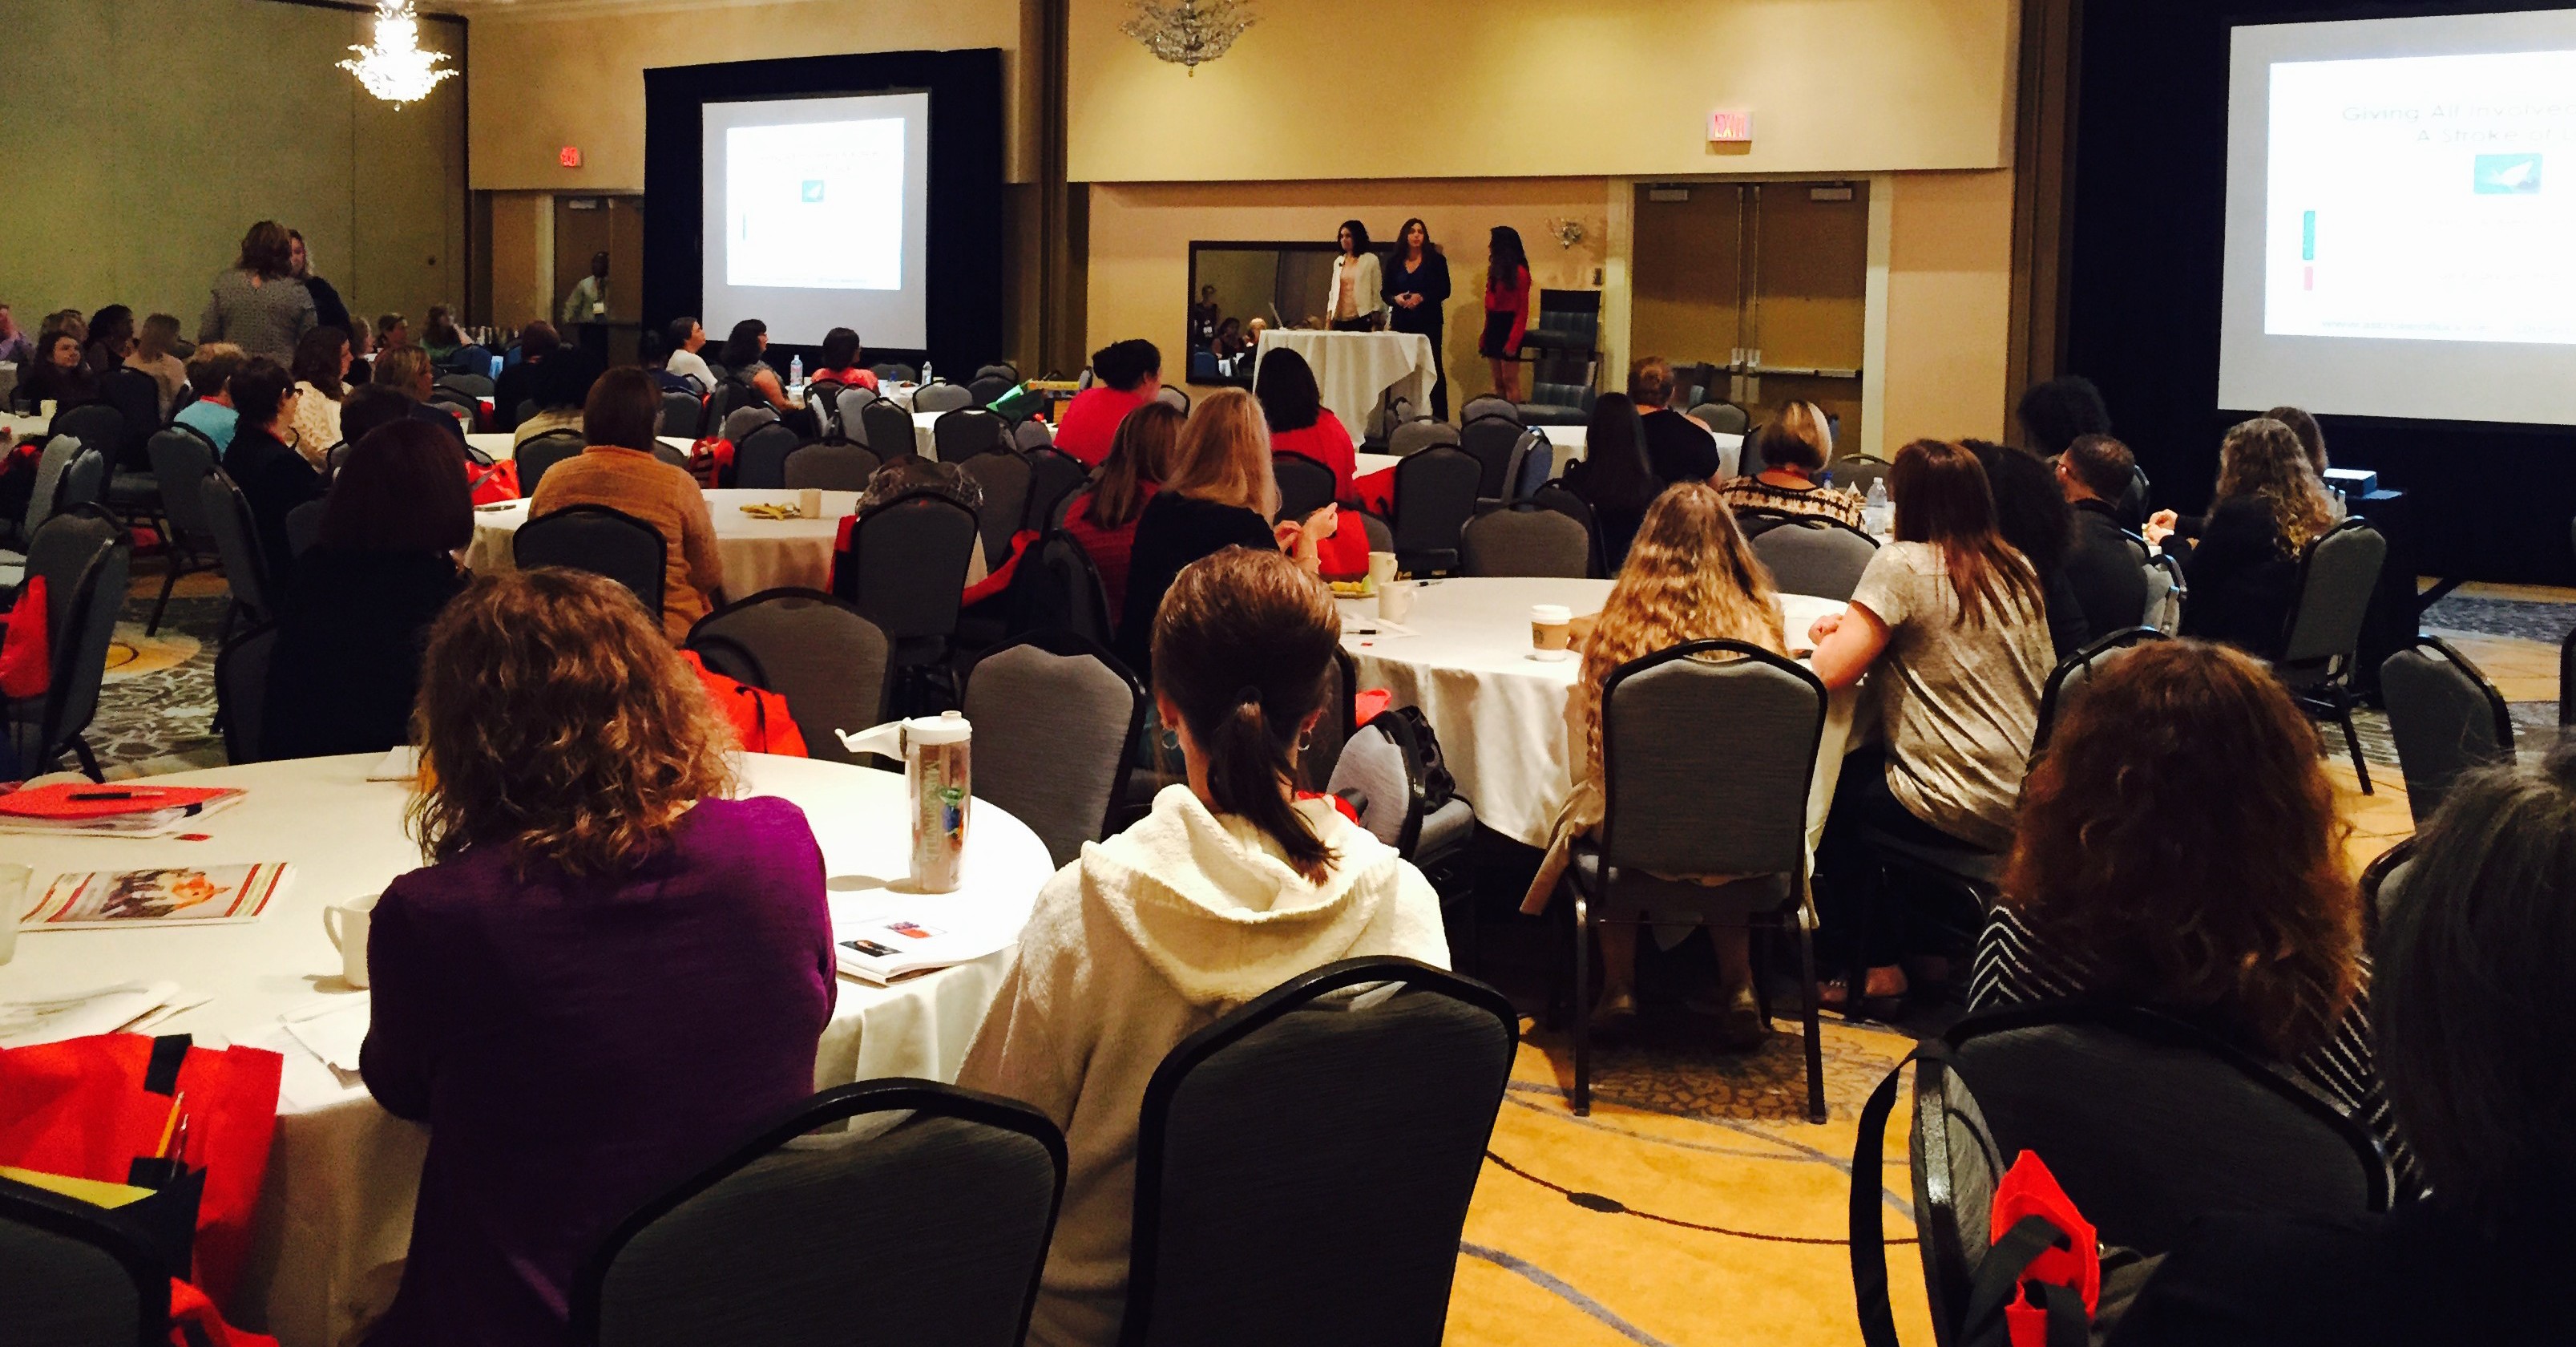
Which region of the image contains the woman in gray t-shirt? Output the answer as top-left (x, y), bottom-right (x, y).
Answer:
top-left (198, 220), bottom-right (316, 364)
top-left (1803, 439), bottom-right (2055, 1011)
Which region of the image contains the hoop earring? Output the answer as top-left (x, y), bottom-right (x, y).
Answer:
top-left (1159, 728), bottom-right (1181, 751)
top-left (1294, 730), bottom-right (1313, 752)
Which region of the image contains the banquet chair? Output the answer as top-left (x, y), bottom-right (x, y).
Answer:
top-left (1570, 640), bottom-right (1829, 1120)
top-left (720, 403), bottom-right (779, 445)
top-left (1388, 420), bottom-right (1460, 459)
top-left (1828, 455), bottom-right (1895, 501)
top-left (1153, 384), bottom-right (1190, 412)
top-left (836, 496), bottom-right (979, 682)
top-left (1526, 483), bottom-right (1605, 577)
top-left (1012, 418), bottom-right (1056, 453)
top-left (435, 371), bottom-right (494, 399)
top-left (709, 381), bottom-right (765, 427)
top-left (1021, 448), bottom-right (1089, 534)
top-left (959, 450), bottom-right (1032, 568)
top-left (1460, 506), bottom-right (1590, 578)
top-left (513, 430), bottom-right (588, 496)
top-left (963, 632), bottom-right (1146, 867)
top-left (2032, 626), bottom-right (2167, 758)
top-left (732, 422), bottom-right (805, 490)
top-left (2380, 635), bottom-right (2513, 825)
top-left (686, 589), bottom-right (892, 767)
top-left (429, 398), bottom-right (480, 436)
top-left (967, 374), bottom-right (1015, 409)
top-left (283, 498), bottom-right (327, 559)
top-left (1457, 395), bottom-right (1520, 426)
top-left (1750, 517), bottom-right (1877, 601)
top-left (975, 362), bottom-right (1021, 384)
top-left (1389, 445), bottom-right (1480, 576)
top-left (651, 443), bottom-right (690, 470)
top-left (2272, 519), bottom-right (2390, 792)
top-left (935, 408), bottom-right (1013, 463)
top-left (215, 622), bottom-right (278, 764)
top-left (657, 390), bottom-right (705, 439)
top-left (871, 362), bottom-right (918, 384)
top-left (0, 1171), bottom-right (172, 1347)
top-left (514, 505), bottom-right (667, 617)
top-left (1272, 453), bottom-right (1337, 523)
top-left (8, 506), bottom-right (129, 781)
top-left (1120, 957), bottom-right (1515, 1347)
top-left (143, 426), bottom-right (222, 633)
top-left (2140, 552), bottom-right (2186, 635)
top-left (1326, 714), bottom-right (1480, 969)
top-left (1690, 402), bottom-right (1750, 436)
top-left (513, 398), bottom-right (543, 427)
top-left (1504, 427), bottom-right (1553, 503)
top-left (859, 398), bottom-right (917, 460)
top-left (52, 404), bottom-right (131, 475)
top-left (95, 368), bottom-right (164, 466)
top-left (781, 443), bottom-right (878, 492)
top-left (802, 379), bottom-right (846, 439)
top-left (994, 530), bottom-right (1119, 652)
top-left (1458, 415), bottom-right (1524, 504)
top-left (913, 380), bottom-right (972, 415)
top-left (8, 435), bottom-right (87, 552)
top-left (574, 1080), bottom-right (1065, 1347)
top-left (198, 467), bottom-right (274, 645)
top-left (3, 440), bottom-right (107, 593)
top-left (834, 382), bottom-right (878, 417)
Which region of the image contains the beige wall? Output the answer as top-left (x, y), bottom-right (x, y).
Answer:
top-left (1877, 171), bottom-right (2017, 447)
top-left (1068, 0), bottom-right (2017, 183)
top-left (466, 0), bottom-right (1040, 190)
top-left (0, 0), bottom-right (465, 337)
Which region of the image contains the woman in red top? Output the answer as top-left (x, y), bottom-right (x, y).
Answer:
top-left (1252, 348), bottom-right (1357, 501)
top-left (1061, 398), bottom-right (1182, 624)
top-left (807, 326), bottom-right (881, 390)
top-left (1481, 225), bottom-right (1532, 403)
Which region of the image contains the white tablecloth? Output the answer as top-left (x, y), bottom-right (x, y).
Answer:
top-left (462, 433), bottom-right (692, 463)
top-left (1537, 424), bottom-right (1745, 482)
top-left (1255, 330), bottom-right (1437, 435)
top-left (466, 488), bottom-right (858, 596)
top-left (1355, 451), bottom-right (1400, 479)
top-left (0, 753), bottom-right (1056, 1347)
top-left (1338, 577), bottom-right (1854, 849)
top-left (2, 411), bottom-right (45, 444)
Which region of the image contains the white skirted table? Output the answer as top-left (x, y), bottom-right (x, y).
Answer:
top-left (1535, 424), bottom-right (1744, 482)
top-left (1338, 577), bottom-right (1855, 850)
top-left (465, 488), bottom-right (859, 596)
top-left (0, 753), bottom-right (1056, 1347)
top-left (1254, 330), bottom-right (1437, 434)
top-left (461, 433), bottom-right (693, 463)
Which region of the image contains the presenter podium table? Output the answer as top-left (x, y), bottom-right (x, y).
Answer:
top-left (1254, 330), bottom-right (1436, 432)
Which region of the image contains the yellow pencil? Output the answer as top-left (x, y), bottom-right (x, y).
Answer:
top-left (154, 1091), bottom-right (185, 1159)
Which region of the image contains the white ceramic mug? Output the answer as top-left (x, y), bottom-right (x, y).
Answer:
top-left (38, 398), bottom-right (57, 423)
top-left (1379, 581), bottom-right (1414, 621)
top-left (324, 893), bottom-right (380, 989)
top-left (0, 864), bottom-right (30, 967)
top-left (1367, 551), bottom-right (1399, 593)
top-left (798, 487), bottom-right (823, 520)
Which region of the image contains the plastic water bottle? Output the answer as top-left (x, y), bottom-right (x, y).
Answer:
top-left (788, 354), bottom-right (804, 389)
top-left (1864, 479), bottom-right (1892, 536)
top-left (921, 360), bottom-right (934, 386)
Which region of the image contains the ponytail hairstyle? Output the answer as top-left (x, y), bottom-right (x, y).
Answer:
top-left (1151, 546), bottom-right (1344, 883)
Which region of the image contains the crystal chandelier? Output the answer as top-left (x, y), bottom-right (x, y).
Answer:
top-left (1122, 0), bottom-right (1257, 75)
top-left (340, 0), bottom-right (456, 107)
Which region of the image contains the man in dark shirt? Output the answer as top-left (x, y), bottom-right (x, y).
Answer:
top-left (491, 322), bottom-right (559, 431)
top-left (1629, 357), bottom-right (1722, 484)
top-left (2056, 433), bottom-right (2153, 635)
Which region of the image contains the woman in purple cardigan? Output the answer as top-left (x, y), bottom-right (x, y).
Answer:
top-left (361, 568), bottom-right (836, 1347)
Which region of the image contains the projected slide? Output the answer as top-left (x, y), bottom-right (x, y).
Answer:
top-left (2264, 51), bottom-right (2576, 346)
top-left (725, 119), bottom-right (906, 292)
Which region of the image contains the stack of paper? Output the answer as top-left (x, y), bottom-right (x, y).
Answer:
top-left (0, 784), bottom-right (247, 839)
top-left (833, 916), bottom-right (1011, 985)
top-left (0, 981), bottom-right (183, 1047)
top-left (280, 999), bottom-right (369, 1074)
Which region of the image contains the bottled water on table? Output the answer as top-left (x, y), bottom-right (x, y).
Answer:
top-left (1863, 479), bottom-right (1894, 536)
top-left (788, 354), bottom-right (804, 389)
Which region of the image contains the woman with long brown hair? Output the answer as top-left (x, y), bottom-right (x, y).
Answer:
top-left (1063, 398), bottom-right (1183, 621)
top-left (362, 567), bottom-right (834, 1347)
top-left (197, 219), bottom-right (317, 362)
top-left (1522, 482), bottom-right (1788, 1045)
top-left (1807, 439), bottom-right (2054, 1009)
top-left (2145, 416), bottom-right (2337, 657)
top-left (289, 324), bottom-right (353, 464)
top-left (1977, 637), bottom-right (2408, 1186)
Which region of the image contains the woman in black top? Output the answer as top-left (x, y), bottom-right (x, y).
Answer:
top-left (220, 357), bottom-right (321, 570)
top-left (2145, 417), bottom-right (2333, 659)
top-left (1968, 439), bottom-right (2092, 660)
top-left (1560, 393), bottom-right (1661, 572)
top-left (263, 420), bottom-right (472, 758)
top-left (21, 328), bottom-right (99, 410)
top-left (1381, 217), bottom-right (1452, 420)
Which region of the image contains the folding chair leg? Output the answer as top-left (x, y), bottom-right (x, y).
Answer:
top-left (71, 735), bottom-right (104, 784)
top-left (2338, 700), bottom-right (2372, 795)
top-left (1572, 888), bottom-right (1593, 1118)
top-left (147, 555), bottom-right (180, 635)
top-left (1797, 917), bottom-right (1826, 1125)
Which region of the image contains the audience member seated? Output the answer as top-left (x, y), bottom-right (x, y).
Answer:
top-left (1561, 393), bottom-right (1662, 571)
top-left (1969, 439), bottom-right (2091, 659)
top-left (1064, 399), bottom-right (1182, 623)
top-left (371, 346), bottom-right (462, 447)
top-left (1054, 338), bottom-right (1162, 468)
top-left (1807, 440), bottom-right (2053, 1010)
top-left (174, 342), bottom-right (246, 453)
top-left (198, 220), bottom-right (315, 363)
top-left (418, 305), bottom-right (463, 364)
top-left (1521, 482), bottom-right (1787, 1046)
top-left (854, 455), bottom-right (993, 586)
top-left (2055, 434), bottom-right (2151, 635)
top-left (289, 326), bottom-right (353, 466)
top-left (360, 567), bottom-right (834, 1347)
top-left (335, 384), bottom-right (416, 459)
top-left (2145, 417), bottom-right (2333, 658)
top-left (2014, 373), bottom-right (2114, 459)
top-left (661, 316), bottom-right (717, 394)
top-left (1629, 358), bottom-right (1722, 484)
top-left (127, 313), bottom-right (190, 415)
top-left (959, 545), bottom-right (1449, 1347)
top-left (512, 346), bottom-right (603, 447)
top-left (21, 326), bottom-right (99, 411)
top-left (528, 366), bottom-right (724, 641)
top-left (1717, 402), bottom-right (1863, 528)
top-left (1253, 346), bottom-right (1357, 500)
top-left (262, 420), bottom-right (472, 758)
top-left (807, 326), bottom-right (880, 390)
top-left (1116, 390), bottom-right (1330, 684)
top-left (0, 303), bottom-right (33, 366)
top-left (375, 312), bottom-right (409, 352)
top-left (490, 321), bottom-right (555, 430)
top-left (222, 356), bottom-right (323, 567)
top-left (1976, 638), bottom-right (2412, 1187)
top-left (716, 318), bottom-right (798, 420)
top-left (83, 305), bottom-right (135, 380)
top-left (2107, 747), bottom-right (2576, 1345)
top-left (2265, 404), bottom-right (2342, 518)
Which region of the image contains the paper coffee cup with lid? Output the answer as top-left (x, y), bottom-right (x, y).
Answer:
top-left (1531, 604), bottom-right (1574, 661)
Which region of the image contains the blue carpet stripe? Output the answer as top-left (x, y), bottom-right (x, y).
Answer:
top-left (1457, 1241), bottom-right (1683, 1347)
top-left (1506, 1078), bottom-right (1916, 1222)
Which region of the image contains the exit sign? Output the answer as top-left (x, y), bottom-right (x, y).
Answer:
top-left (559, 145), bottom-right (583, 168)
top-left (1707, 110), bottom-right (1753, 144)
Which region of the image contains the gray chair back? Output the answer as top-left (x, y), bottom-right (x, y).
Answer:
top-left (912, 381), bottom-right (971, 414)
top-left (959, 451), bottom-right (1032, 564)
top-left (19, 436), bottom-right (85, 542)
top-left (1022, 448), bottom-right (1089, 534)
top-left (51, 405), bottom-right (127, 470)
top-left (1124, 959), bottom-right (1516, 1347)
top-left (686, 589), bottom-right (892, 765)
top-left (2279, 520), bottom-right (2388, 672)
top-left (651, 443), bottom-right (690, 470)
top-left (1272, 453), bottom-right (1337, 523)
top-left (2033, 626), bottom-right (2167, 756)
top-left (199, 467), bottom-right (273, 621)
top-left (515, 431), bottom-right (588, 496)
top-left (2140, 553), bottom-right (2185, 635)
top-left (720, 402), bottom-right (777, 444)
top-left (0, 1175), bottom-right (169, 1347)
top-left (1012, 418), bottom-right (1055, 452)
top-left (1460, 507), bottom-right (1590, 578)
top-left (284, 498), bottom-right (327, 559)
top-left (1601, 641), bottom-right (1824, 881)
top-left (55, 447), bottom-right (107, 516)
top-left (1690, 402), bottom-right (1750, 435)
top-left (733, 422), bottom-right (805, 490)
top-left (575, 1081), bottom-right (1065, 1347)
top-left (1457, 395), bottom-right (1520, 426)
top-left (1387, 420), bottom-right (1460, 459)
top-left (1829, 455), bottom-right (1894, 500)
top-left (1526, 483), bottom-right (1603, 577)
top-left (996, 530), bottom-right (1115, 650)
top-left (1389, 445), bottom-right (1480, 572)
top-left (975, 362), bottom-right (1021, 384)
top-left (860, 399), bottom-right (917, 459)
top-left (934, 408), bottom-right (1013, 463)
top-left (435, 371), bottom-right (495, 398)
top-left (841, 496), bottom-right (978, 644)
top-left (1153, 384), bottom-right (1190, 412)
top-left (967, 375), bottom-right (1015, 409)
top-left (2380, 636), bottom-right (2513, 824)
top-left (871, 362), bottom-right (919, 384)
top-left (1503, 427), bottom-right (1552, 502)
top-left (1907, 1048), bottom-right (2004, 1344)
top-left (1324, 714), bottom-right (1443, 856)
top-left (216, 622), bottom-right (279, 764)
top-left (96, 370), bottom-right (164, 467)
top-left (801, 381), bottom-right (846, 439)
top-left (15, 508), bottom-right (130, 776)
top-left (781, 443), bottom-right (878, 491)
top-left (657, 390), bottom-right (704, 439)
top-left (515, 504), bottom-right (667, 616)
top-left (147, 428), bottom-right (219, 548)
top-left (1458, 415), bottom-right (1522, 501)
top-left (1750, 518), bottom-right (1877, 601)
top-left (963, 635), bottom-right (1147, 867)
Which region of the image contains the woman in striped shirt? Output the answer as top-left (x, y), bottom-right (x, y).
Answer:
top-left (1972, 637), bottom-right (2417, 1191)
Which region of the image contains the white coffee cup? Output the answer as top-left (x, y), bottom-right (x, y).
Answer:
top-left (1379, 581), bottom-right (1414, 621)
top-left (798, 487), bottom-right (823, 520)
top-left (38, 398), bottom-right (58, 423)
top-left (324, 893), bottom-right (380, 989)
top-left (1531, 604), bottom-right (1574, 661)
top-left (0, 864), bottom-right (30, 967)
top-left (1367, 551), bottom-right (1399, 594)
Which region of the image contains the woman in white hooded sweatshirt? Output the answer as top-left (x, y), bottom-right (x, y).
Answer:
top-left (959, 544), bottom-right (1451, 1347)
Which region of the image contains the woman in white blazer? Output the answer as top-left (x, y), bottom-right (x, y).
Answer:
top-left (1325, 220), bottom-right (1385, 331)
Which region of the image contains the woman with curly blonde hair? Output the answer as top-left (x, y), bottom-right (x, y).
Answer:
top-left (1522, 481), bottom-right (1787, 1046)
top-left (363, 568), bottom-right (836, 1347)
top-left (2144, 416), bottom-right (2336, 656)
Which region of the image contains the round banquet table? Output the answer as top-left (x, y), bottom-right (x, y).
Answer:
top-left (1338, 577), bottom-right (1857, 851)
top-left (462, 432), bottom-right (692, 463)
top-left (0, 753), bottom-right (1056, 1347)
top-left (464, 488), bottom-right (859, 595)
